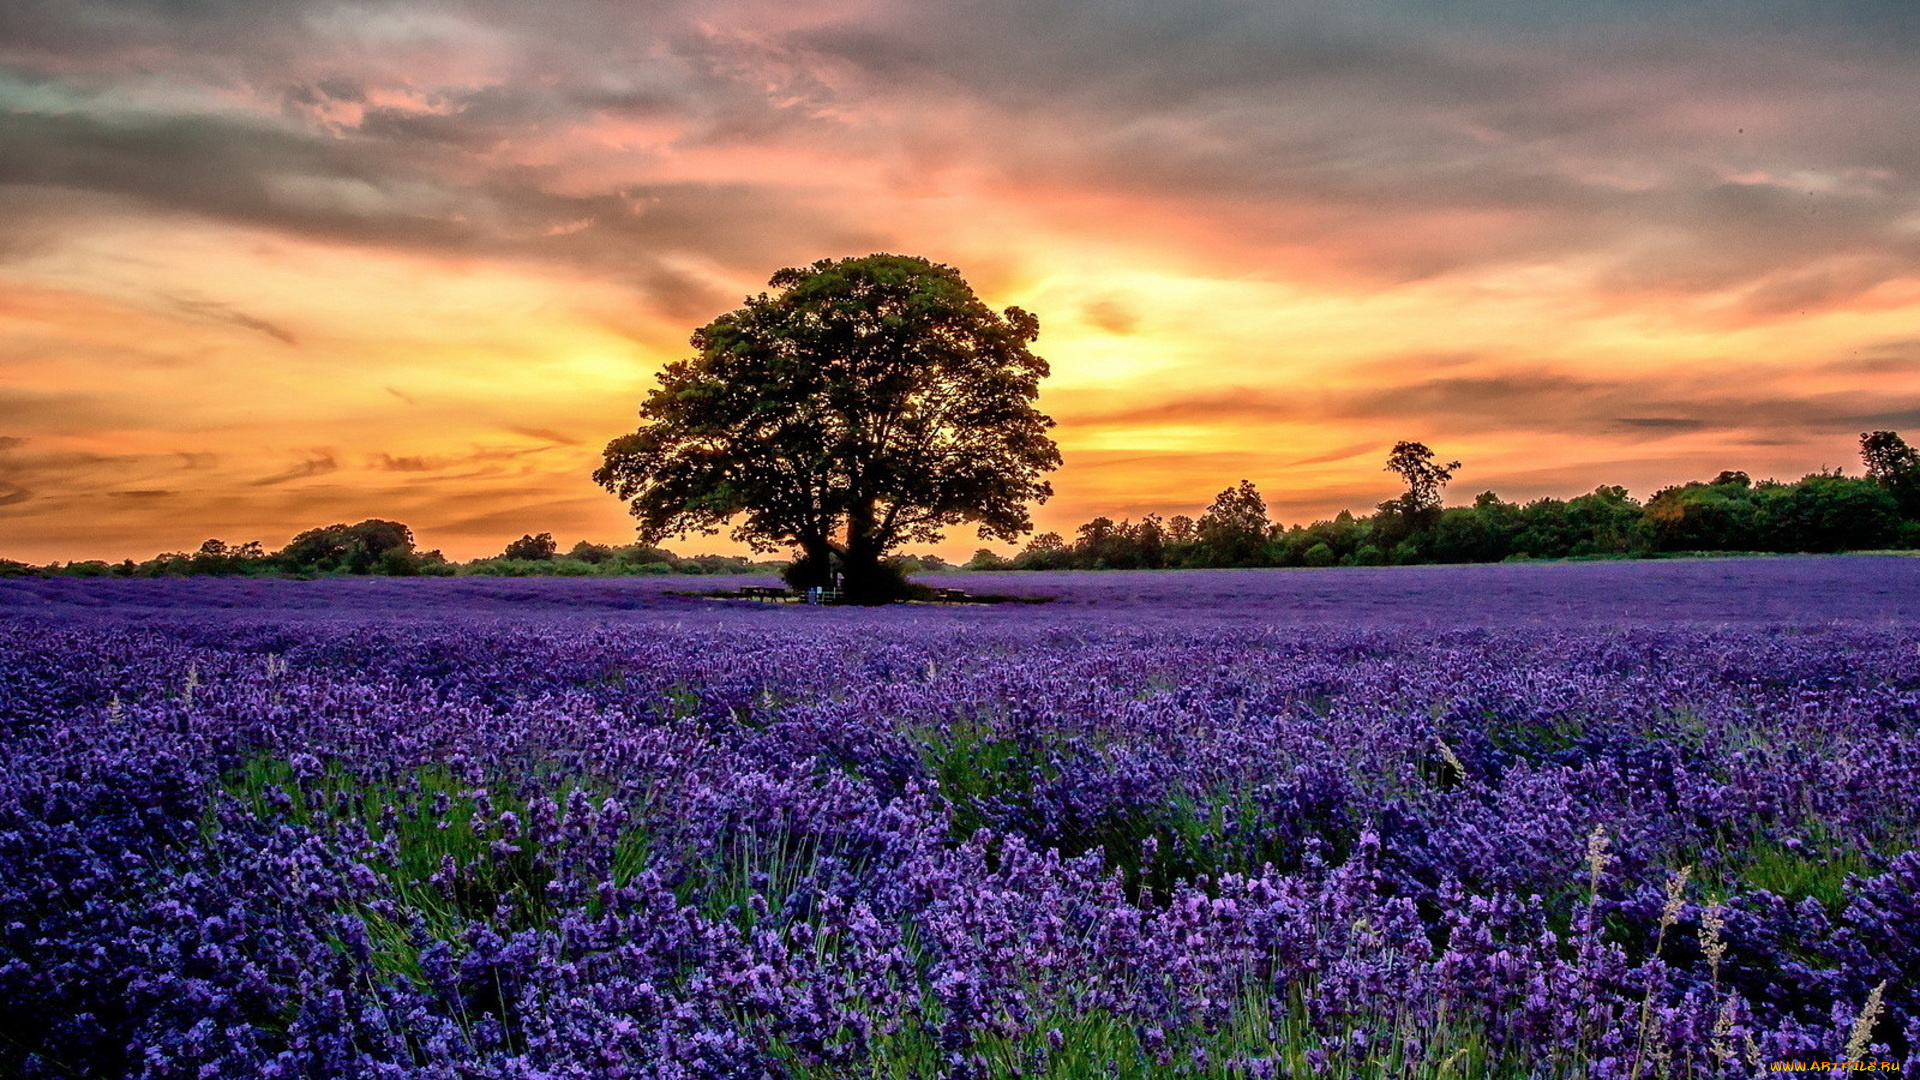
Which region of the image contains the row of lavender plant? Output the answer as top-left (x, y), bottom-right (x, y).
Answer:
top-left (2, 607), bottom-right (1915, 1077)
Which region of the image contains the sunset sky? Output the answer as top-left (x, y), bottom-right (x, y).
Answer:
top-left (4, 0), bottom-right (1919, 563)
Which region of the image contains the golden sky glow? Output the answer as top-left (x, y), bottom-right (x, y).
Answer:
top-left (4, 0), bottom-right (1920, 562)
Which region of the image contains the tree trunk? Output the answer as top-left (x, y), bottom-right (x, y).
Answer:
top-left (840, 499), bottom-right (896, 604)
top-left (782, 537), bottom-right (838, 590)
top-left (839, 548), bottom-right (891, 605)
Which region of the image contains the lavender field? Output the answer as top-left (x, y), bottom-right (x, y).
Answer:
top-left (4, 557), bottom-right (1917, 1078)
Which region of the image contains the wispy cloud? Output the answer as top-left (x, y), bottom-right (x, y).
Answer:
top-left (251, 452), bottom-right (338, 486)
top-left (508, 426), bottom-right (580, 445)
top-left (165, 295), bottom-right (298, 345)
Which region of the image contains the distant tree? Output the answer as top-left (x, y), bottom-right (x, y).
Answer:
top-left (343, 520), bottom-right (414, 573)
top-left (1074, 516), bottom-right (1122, 567)
top-left (278, 519), bottom-right (414, 574)
top-left (1013, 531), bottom-right (1073, 570)
top-left (1861, 430), bottom-right (1920, 516)
top-left (502, 532), bottom-right (558, 561)
top-left (1376, 442), bottom-right (1461, 549)
top-left (568, 541), bottom-right (617, 564)
top-left (1756, 473), bottom-right (1899, 552)
top-left (1563, 485), bottom-right (1641, 555)
top-left (1128, 513), bottom-right (1169, 569)
top-left (966, 548), bottom-right (1013, 571)
top-left (1196, 480), bottom-right (1270, 566)
top-left (595, 254), bottom-right (1060, 604)
top-left (1384, 441), bottom-right (1461, 514)
top-left (1641, 483), bottom-right (1760, 553)
top-left (186, 538), bottom-right (266, 575)
top-left (280, 525), bottom-right (350, 570)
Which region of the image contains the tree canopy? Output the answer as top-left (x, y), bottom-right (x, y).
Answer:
top-left (594, 254), bottom-right (1060, 602)
top-left (1383, 441), bottom-right (1461, 514)
top-left (1196, 480), bottom-right (1269, 566)
top-left (1862, 430), bottom-right (1920, 516)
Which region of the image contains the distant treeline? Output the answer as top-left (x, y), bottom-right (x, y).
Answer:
top-left (977, 430), bottom-right (1920, 571)
top-left (1, 523), bottom-right (779, 580)
top-left (8, 432), bottom-right (1917, 579)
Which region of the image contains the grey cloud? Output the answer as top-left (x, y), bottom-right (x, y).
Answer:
top-left (251, 452), bottom-right (337, 486)
top-left (0, 82), bottom-right (882, 315)
top-left (1846, 407), bottom-right (1920, 429)
top-left (0, 108), bottom-right (472, 247)
top-left (1081, 298), bottom-right (1139, 335)
top-left (374, 453), bottom-right (440, 472)
top-left (791, 0), bottom-right (1920, 292)
top-left (638, 264), bottom-right (734, 323)
top-left (508, 427), bottom-right (580, 445)
top-left (0, 442), bottom-right (172, 516)
top-left (4, 0), bottom-right (1917, 311)
top-left (1613, 418), bottom-right (1707, 430)
top-left (166, 296), bottom-right (298, 345)
top-left (1821, 342), bottom-right (1920, 375)
top-left (1283, 442), bottom-right (1379, 467)
top-left (1060, 367), bottom-right (1919, 443)
top-left (436, 495), bottom-right (606, 537)
top-left (0, 388), bottom-right (140, 430)
top-left (105, 488), bottom-right (174, 498)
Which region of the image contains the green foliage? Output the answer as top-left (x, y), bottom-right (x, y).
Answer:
top-left (1196, 481), bottom-right (1270, 566)
top-left (1070, 514), bottom-right (1170, 569)
top-left (216, 758), bottom-right (583, 964)
top-left (462, 546), bottom-right (774, 577)
top-left (277, 519), bottom-right (417, 574)
top-left (1013, 531), bottom-right (1075, 570)
top-left (1755, 474), bottom-right (1899, 552)
top-left (1021, 432), bottom-right (1918, 573)
top-left (1695, 822), bottom-right (1883, 915)
top-left (773, 972), bottom-right (1533, 1079)
top-left (966, 547), bottom-right (1014, 571)
top-left (1383, 441), bottom-right (1461, 519)
top-left (1861, 430), bottom-right (1920, 516)
top-left (911, 718), bottom-right (1059, 841)
top-left (1734, 835), bottom-right (1872, 914)
top-left (500, 532), bottom-right (557, 561)
top-left (567, 540), bottom-right (617, 564)
top-left (59, 559), bottom-right (117, 577)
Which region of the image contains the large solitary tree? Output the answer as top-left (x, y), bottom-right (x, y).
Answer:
top-left (594, 254), bottom-right (1061, 603)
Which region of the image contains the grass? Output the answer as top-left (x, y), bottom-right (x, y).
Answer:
top-left (214, 756), bottom-right (647, 978)
top-left (1694, 823), bottom-right (1879, 914)
top-left (769, 978), bottom-right (1548, 1080)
